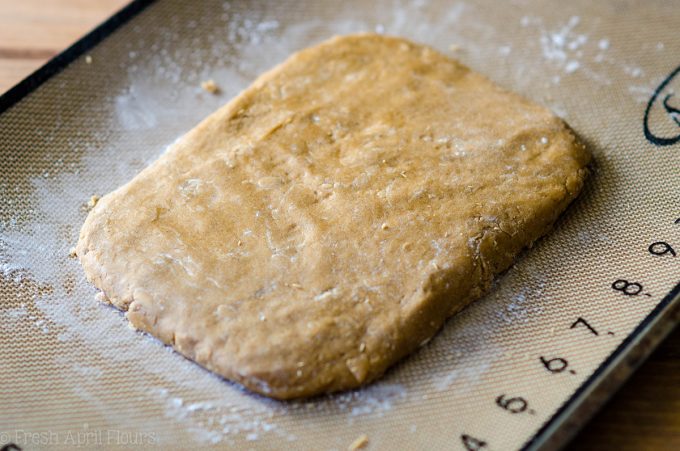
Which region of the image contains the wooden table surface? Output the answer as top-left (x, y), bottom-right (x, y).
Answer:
top-left (1, 1), bottom-right (678, 449)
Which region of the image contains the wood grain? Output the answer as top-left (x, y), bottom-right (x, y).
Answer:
top-left (0, 1), bottom-right (678, 449)
top-left (0, 0), bottom-right (128, 92)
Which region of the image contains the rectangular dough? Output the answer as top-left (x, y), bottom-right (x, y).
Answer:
top-left (77, 34), bottom-right (590, 399)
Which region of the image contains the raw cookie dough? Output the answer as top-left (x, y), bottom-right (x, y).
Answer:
top-left (77, 34), bottom-right (590, 399)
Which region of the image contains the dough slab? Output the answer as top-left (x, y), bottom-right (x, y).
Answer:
top-left (77, 34), bottom-right (590, 399)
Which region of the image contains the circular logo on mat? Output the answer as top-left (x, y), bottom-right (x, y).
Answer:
top-left (644, 64), bottom-right (680, 146)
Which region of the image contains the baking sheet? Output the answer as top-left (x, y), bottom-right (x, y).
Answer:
top-left (1, 0), bottom-right (679, 449)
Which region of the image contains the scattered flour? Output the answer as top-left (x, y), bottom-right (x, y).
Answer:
top-left (539, 16), bottom-right (587, 69)
top-left (4, 302), bottom-right (27, 319)
top-left (433, 359), bottom-right (493, 392)
top-left (497, 290), bottom-right (542, 324)
top-left (516, 13), bottom-right (652, 98)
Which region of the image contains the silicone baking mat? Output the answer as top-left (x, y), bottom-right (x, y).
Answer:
top-left (1, 0), bottom-right (678, 449)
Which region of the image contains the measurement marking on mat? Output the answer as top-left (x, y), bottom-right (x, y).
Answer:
top-left (570, 317), bottom-right (599, 335)
top-left (612, 279), bottom-right (649, 297)
top-left (539, 356), bottom-right (576, 375)
top-left (460, 434), bottom-right (487, 450)
top-left (462, 217), bottom-right (676, 447)
top-left (496, 394), bottom-right (531, 414)
top-left (648, 241), bottom-right (676, 257)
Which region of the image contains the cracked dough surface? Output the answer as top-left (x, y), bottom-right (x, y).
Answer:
top-left (77, 34), bottom-right (590, 399)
